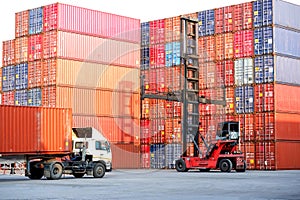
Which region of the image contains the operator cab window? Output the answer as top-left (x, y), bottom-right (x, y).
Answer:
top-left (75, 141), bottom-right (88, 149)
top-left (95, 141), bottom-right (110, 151)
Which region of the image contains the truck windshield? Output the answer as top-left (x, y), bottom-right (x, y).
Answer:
top-left (96, 141), bottom-right (110, 151)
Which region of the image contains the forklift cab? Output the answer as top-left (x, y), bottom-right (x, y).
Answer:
top-left (216, 121), bottom-right (240, 141)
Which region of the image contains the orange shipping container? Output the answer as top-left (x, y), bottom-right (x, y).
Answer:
top-left (72, 115), bottom-right (140, 144)
top-left (43, 31), bottom-right (140, 68)
top-left (2, 40), bottom-right (15, 67)
top-left (15, 36), bottom-right (28, 63)
top-left (0, 105), bottom-right (72, 155)
top-left (240, 141), bottom-right (255, 170)
top-left (275, 141), bottom-right (300, 170)
top-left (28, 61), bottom-right (43, 88)
top-left (15, 10), bottom-right (29, 38)
top-left (111, 143), bottom-right (140, 169)
top-left (275, 84), bottom-right (300, 114)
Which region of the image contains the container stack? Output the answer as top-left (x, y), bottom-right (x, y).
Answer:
top-left (141, 0), bottom-right (300, 170)
top-left (1, 3), bottom-right (141, 169)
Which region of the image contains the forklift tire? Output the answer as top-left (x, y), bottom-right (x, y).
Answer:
top-left (236, 160), bottom-right (247, 172)
top-left (219, 159), bottom-right (232, 172)
top-left (175, 159), bottom-right (188, 172)
top-left (93, 163), bottom-right (105, 178)
top-left (47, 163), bottom-right (63, 180)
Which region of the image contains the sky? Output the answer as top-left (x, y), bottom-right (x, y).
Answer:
top-left (0, 0), bottom-right (299, 65)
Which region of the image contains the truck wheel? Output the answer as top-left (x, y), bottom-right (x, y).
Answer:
top-left (29, 162), bottom-right (44, 180)
top-left (219, 159), bottom-right (232, 172)
top-left (48, 163), bottom-right (63, 180)
top-left (236, 160), bottom-right (247, 172)
top-left (175, 159), bottom-right (188, 172)
top-left (73, 173), bottom-right (84, 178)
top-left (93, 163), bottom-right (105, 178)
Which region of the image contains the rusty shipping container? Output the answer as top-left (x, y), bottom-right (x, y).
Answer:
top-left (2, 40), bottom-right (15, 67)
top-left (43, 31), bottom-right (140, 68)
top-left (43, 3), bottom-right (140, 43)
top-left (0, 105), bottom-right (72, 155)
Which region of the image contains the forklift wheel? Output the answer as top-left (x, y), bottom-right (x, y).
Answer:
top-left (219, 159), bottom-right (232, 172)
top-left (175, 159), bottom-right (188, 172)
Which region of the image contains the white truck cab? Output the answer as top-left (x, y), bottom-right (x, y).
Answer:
top-left (72, 127), bottom-right (112, 172)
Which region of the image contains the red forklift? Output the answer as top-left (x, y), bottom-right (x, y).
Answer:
top-left (141, 17), bottom-right (246, 173)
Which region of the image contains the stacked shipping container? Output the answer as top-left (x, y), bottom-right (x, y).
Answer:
top-left (1, 3), bottom-right (141, 168)
top-left (141, 0), bottom-right (300, 170)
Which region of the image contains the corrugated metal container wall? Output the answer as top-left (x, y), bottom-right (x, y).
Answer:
top-left (14, 89), bottom-right (28, 106)
top-left (235, 85), bottom-right (254, 114)
top-left (141, 22), bottom-right (150, 46)
top-left (165, 144), bottom-right (182, 169)
top-left (72, 115), bottom-right (140, 145)
top-left (29, 7), bottom-right (43, 35)
top-left (274, 113), bottom-right (300, 141)
top-left (275, 141), bottom-right (300, 169)
top-left (254, 83), bottom-right (274, 112)
top-left (0, 105), bottom-right (72, 155)
top-left (198, 36), bottom-right (215, 63)
top-left (241, 141), bottom-right (255, 169)
top-left (15, 63), bottom-right (28, 90)
top-left (27, 87), bottom-right (42, 106)
top-left (149, 19), bottom-right (165, 45)
top-left (43, 3), bottom-right (141, 43)
top-left (2, 40), bottom-right (15, 67)
top-left (111, 143), bottom-right (140, 168)
top-left (275, 84), bottom-right (300, 113)
top-left (215, 6), bottom-right (234, 34)
top-left (254, 55), bottom-right (274, 84)
top-left (28, 34), bottom-right (43, 61)
top-left (43, 31), bottom-right (140, 68)
top-left (15, 10), bottom-right (29, 38)
top-left (234, 30), bottom-right (253, 58)
top-left (255, 141), bottom-right (275, 170)
top-left (28, 61), bottom-right (42, 88)
top-left (198, 9), bottom-right (215, 36)
top-left (1, 91), bottom-right (15, 105)
top-left (233, 2), bottom-right (253, 31)
top-left (150, 144), bottom-right (165, 168)
top-left (15, 36), bottom-right (28, 64)
top-left (141, 46), bottom-right (150, 70)
top-left (234, 58), bottom-right (254, 86)
top-left (275, 56), bottom-right (300, 85)
top-left (2, 66), bottom-right (15, 92)
top-left (0, 68), bottom-right (2, 92)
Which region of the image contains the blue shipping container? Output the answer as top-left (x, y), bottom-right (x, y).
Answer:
top-left (2, 65), bottom-right (15, 92)
top-left (29, 7), bottom-right (43, 35)
top-left (165, 42), bottom-right (172, 67)
top-left (15, 63), bottom-right (28, 90)
top-left (254, 55), bottom-right (274, 84)
top-left (15, 90), bottom-right (28, 106)
top-left (165, 144), bottom-right (182, 169)
top-left (165, 42), bottom-right (181, 67)
top-left (198, 9), bottom-right (215, 36)
top-left (235, 86), bottom-right (254, 114)
top-left (141, 22), bottom-right (150, 46)
top-left (141, 47), bottom-right (150, 70)
top-left (254, 27), bottom-right (273, 55)
top-left (172, 42), bottom-right (181, 66)
top-left (253, 0), bottom-right (300, 30)
top-left (28, 87), bottom-right (42, 106)
top-left (275, 55), bottom-right (300, 85)
top-left (150, 144), bottom-right (165, 169)
top-left (274, 27), bottom-right (300, 58)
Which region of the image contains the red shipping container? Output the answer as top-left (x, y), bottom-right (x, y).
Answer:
top-left (225, 87), bottom-right (235, 114)
top-left (141, 119), bottom-right (150, 144)
top-left (215, 34), bottom-right (224, 61)
top-left (43, 58), bottom-right (56, 86)
top-left (241, 141), bottom-right (255, 169)
top-left (198, 37), bottom-right (206, 63)
top-left (28, 34), bottom-right (43, 62)
top-left (15, 37), bottom-right (28, 63)
top-left (198, 36), bottom-right (215, 63)
top-left (216, 60), bottom-right (234, 87)
top-left (111, 143), bottom-right (140, 169)
top-left (148, 69), bottom-right (157, 92)
top-left (43, 31), bottom-right (140, 68)
top-left (0, 68), bottom-right (2, 92)
top-left (165, 17), bottom-right (173, 43)
top-left (2, 40), bottom-right (15, 67)
top-left (28, 61), bottom-right (43, 88)
top-left (274, 112), bottom-right (300, 141)
top-left (255, 83), bottom-right (274, 112)
top-left (141, 144), bottom-right (150, 153)
top-left (199, 63), bottom-right (207, 89)
top-left (215, 6), bottom-right (234, 34)
top-left (142, 99), bottom-right (150, 119)
top-left (241, 114), bottom-right (255, 142)
top-left (149, 19), bottom-right (165, 45)
top-left (0, 105), bottom-right (72, 155)
top-left (141, 153), bottom-right (150, 168)
top-left (150, 118), bottom-right (165, 144)
top-left (233, 2), bottom-right (253, 31)
top-left (165, 118), bottom-right (181, 144)
top-left (166, 66), bottom-right (182, 92)
top-left (165, 101), bottom-right (181, 118)
top-left (255, 113), bottom-right (275, 141)
top-left (15, 10), bottom-right (29, 38)
top-left (156, 68), bottom-right (166, 93)
top-left (234, 30), bottom-right (254, 58)
top-left (1, 91), bottom-right (15, 105)
top-left (149, 44), bottom-right (165, 68)
top-left (275, 84), bottom-right (300, 114)
top-left (43, 3), bottom-right (140, 43)
top-left (216, 33), bottom-right (234, 61)
top-left (275, 141), bottom-right (300, 169)
top-left (255, 141), bottom-right (275, 170)
top-left (141, 70), bottom-right (150, 93)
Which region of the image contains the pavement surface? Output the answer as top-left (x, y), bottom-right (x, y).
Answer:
top-left (0, 169), bottom-right (300, 200)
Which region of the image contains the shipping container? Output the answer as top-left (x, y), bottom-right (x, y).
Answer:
top-left (15, 63), bottom-right (28, 90)
top-left (225, 87), bottom-right (235, 114)
top-left (150, 44), bottom-right (165, 68)
top-left (27, 87), bottom-right (42, 106)
top-left (253, 0), bottom-right (300, 30)
top-left (233, 2), bottom-right (253, 31)
top-left (141, 119), bottom-right (150, 144)
top-left (241, 141), bottom-right (256, 169)
top-left (165, 41), bottom-right (181, 67)
top-left (43, 3), bottom-right (140, 43)
top-left (165, 118), bottom-right (182, 144)
top-left (166, 66), bottom-right (183, 92)
top-left (149, 19), bottom-right (165, 45)
top-left (150, 144), bottom-right (165, 169)
top-left (15, 10), bottom-right (29, 38)
top-left (141, 99), bottom-right (150, 119)
top-left (165, 143), bottom-right (182, 168)
top-left (255, 83), bottom-right (274, 112)
top-left (2, 40), bottom-right (15, 67)
top-left (28, 34), bottom-right (43, 61)
top-left (234, 30), bottom-right (254, 58)
top-left (141, 47), bottom-right (150, 70)
top-left (15, 36), bottom-right (28, 64)
top-left (215, 6), bottom-right (234, 33)
top-left (73, 115), bottom-right (140, 144)
top-left (0, 105), bottom-right (72, 155)
top-left (1, 91), bottom-right (15, 105)
top-left (255, 140), bottom-right (275, 170)
top-left (275, 55), bottom-right (300, 85)
top-left (217, 60), bottom-right (234, 87)
top-left (198, 9), bottom-right (215, 36)
top-left (141, 152), bottom-right (150, 168)
top-left (29, 7), bottom-right (43, 35)
top-left (234, 58), bottom-right (254, 86)
top-left (275, 141), bottom-right (300, 169)
top-left (14, 89), bottom-right (28, 106)
top-left (2, 66), bottom-right (15, 92)
top-left (235, 85), bottom-right (254, 114)
top-left (275, 84), bottom-right (300, 113)
top-left (237, 114), bottom-right (255, 142)
top-left (28, 61), bottom-right (43, 88)
top-left (0, 68), bottom-right (2, 92)
top-left (165, 101), bottom-right (181, 118)
top-left (198, 36), bottom-right (215, 63)
top-left (141, 22), bottom-right (150, 46)
top-left (43, 31), bottom-right (140, 68)
top-left (150, 118), bottom-right (165, 144)
top-left (254, 55), bottom-right (274, 84)
top-left (112, 143), bottom-right (141, 169)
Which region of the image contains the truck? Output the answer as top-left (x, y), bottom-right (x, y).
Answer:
top-left (175, 121), bottom-right (246, 173)
top-left (0, 105), bottom-right (112, 180)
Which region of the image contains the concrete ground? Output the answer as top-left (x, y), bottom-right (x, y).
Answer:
top-left (0, 169), bottom-right (299, 200)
